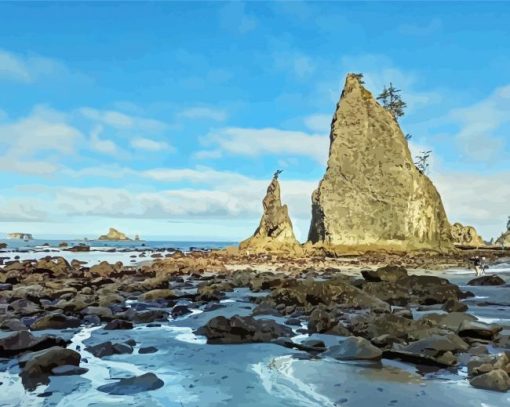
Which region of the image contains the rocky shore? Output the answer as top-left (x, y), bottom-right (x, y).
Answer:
top-left (1, 249), bottom-right (510, 401)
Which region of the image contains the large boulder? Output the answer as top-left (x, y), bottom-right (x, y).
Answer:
top-left (30, 313), bottom-right (81, 331)
top-left (384, 334), bottom-right (468, 367)
top-left (239, 176), bottom-right (300, 253)
top-left (19, 346), bottom-right (81, 390)
top-left (97, 373), bottom-right (164, 395)
top-left (197, 315), bottom-right (293, 344)
top-left (0, 331), bottom-right (68, 357)
top-left (470, 369), bottom-right (510, 392)
top-left (268, 279), bottom-right (390, 313)
top-left (324, 336), bottom-right (382, 361)
top-left (468, 275), bottom-right (506, 286)
top-left (307, 74), bottom-right (452, 251)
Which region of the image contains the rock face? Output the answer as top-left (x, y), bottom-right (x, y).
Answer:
top-left (239, 176), bottom-right (300, 251)
top-left (98, 228), bottom-right (130, 241)
top-left (496, 230), bottom-right (510, 247)
top-left (451, 222), bottom-right (485, 246)
top-left (307, 74), bottom-right (452, 251)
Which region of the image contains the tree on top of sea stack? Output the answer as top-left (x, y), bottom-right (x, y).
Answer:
top-left (307, 73), bottom-right (452, 252)
top-left (239, 172), bottom-right (300, 252)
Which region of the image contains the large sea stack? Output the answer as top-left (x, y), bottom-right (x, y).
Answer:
top-left (308, 74), bottom-right (452, 251)
top-left (240, 175), bottom-right (300, 252)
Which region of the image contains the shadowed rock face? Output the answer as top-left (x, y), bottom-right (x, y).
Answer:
top-left (496, 230), bottom-right (510, 247)
top-left (239, 177), bottom-right (299, 251)
top-left (308, 74), bottom-right (452, 251)
top-left (451, 223), bottom-right (485, 247)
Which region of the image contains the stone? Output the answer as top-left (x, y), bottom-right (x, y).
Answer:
top-left (324, 336), bottom-right (382, 361)
top-left (307, 73), bottom-right (452, 251)
top-left (35, 257), bottom-right (71, 277)
top-left (458, 320), bottom-right (501, 340)
top-left (495, 230), bottom-right (510, 247)
top-left (87, 261), bottom-right (123, 278)
top-left (470, 369), bottom-right (510, 392)
top-left (97, 372), bottom-right (164, 395)
top-left (308, 306), bottom-right (336, 334)
top-left (467, 275), bottom-right (506, 286)
top-left (361, 265), bottom-right (408, 283)
top-left (85, 341), bottom-right (132, 357)
top-left (104, 319), bottom-right (133, 330)
top-left (0, 331), bottom-right (68, 357)
top-left (98, 228), bottom-right (131, 241)
top-left (19, 346), bottom-right (80, 390)
top-left (385, 334), bottom-right (468, 367)
top-left (30, 313), bottom-right (81, 331)
top-left (451, 223), bottom-right (485, 247)
top-left (0, 318), bottom-right (28, 331)
top-left (51, 365), bottom-right (89, 376)
top-left (239, 176), bottom-right (300, 252)
top-left (139, 289), bottom-right (175, 302)
top-left (81, 306), bottom-right (113, 320)
top-left (139, 346), bottom-right (158, 354)
top-left (197, 315), bottom-right (293, 344)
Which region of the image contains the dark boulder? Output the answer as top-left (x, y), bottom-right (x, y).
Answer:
top-left (30, 313), bottom-right (81, 331)
top-left (470, 369), bottom-right (510, 392)
top-left (19, 346), bottom-right (80, 390)
top-left (467, 275), bottom-right (506, 286)
top-left (0, 331), bottom-right (68, 357)
top-left (361, 265), bottom-right (408, 283)
top-left (324, 336), bottom-right (382, 361)
top-left (197, 315), bottom-right (293, 344)
top-left (104, 319), bottom-right (133, 330)
top-left (97, 372), bottom-right (164, 395)
top-left (85, 341), bottom-right (133, 358)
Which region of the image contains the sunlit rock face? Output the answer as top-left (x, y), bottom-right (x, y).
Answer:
top-left (451, 223), bottom-right (485, 247)
top-left (308, 74), bottom-right (452, 252)
top-left (98, 228), bottom-right (131, 241)
top-left (240, 177), bottom-right (300, 252)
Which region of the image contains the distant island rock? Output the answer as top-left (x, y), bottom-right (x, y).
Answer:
top-left (307, 74), bottom-right (452, 252)
top-left (97, 228), bottom-right (131, 241)
top-left (7, 233), bottom-right (33, 240)
top-left (451, 223), bottom-right (485, 247)
top-left (239, 175), bottom-right (300, 253)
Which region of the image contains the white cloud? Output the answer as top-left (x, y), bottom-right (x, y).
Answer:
top-left (0, 198), bottom-right (47, 222)
top-left (78, 107), bottom-right (167, 132)
top-left (202, 127), bottom-right (329, 164)
top-left (448, 84), bottom-right (510, 161)
top-left (433, 171), bottom-right (510, 240)
top-left (178, 107), bottom-right (227, 122)
top-left (0, 105), bottom-right (82, 175)
top-left (130, 137), bottom-right (172, 152)
top-left (193, 149), bottom-right (223, 160)
top-left (89, 126), bottom-right (119, 155)
top-left (304, 114), bottom-right (332, 133)
top-left (0, 49), bottom-right (69, 84)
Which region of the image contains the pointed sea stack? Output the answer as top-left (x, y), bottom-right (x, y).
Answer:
top-left (240, 176), bottom-right (300, 252)
top-left (308, 74), bottom-right (452, 252)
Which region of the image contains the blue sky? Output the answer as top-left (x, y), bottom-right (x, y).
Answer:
top-left (0, 1), bottom-right (509, 241)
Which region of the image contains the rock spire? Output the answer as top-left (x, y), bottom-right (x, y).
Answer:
top-left (308, 74), bottom-right (452, 251)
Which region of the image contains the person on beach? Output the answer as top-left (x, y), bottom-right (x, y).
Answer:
top-left (470, 256), bottom-right (482, 276)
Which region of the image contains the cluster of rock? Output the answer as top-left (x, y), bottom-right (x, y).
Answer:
top-left (451, 222), bottom-right (485, 247)
top-left (97, 228), bottom-right (131, 241)
top-left (496, 230), bottom-right (510, 247)
top-left (241, 74), bottom-right (453, 253)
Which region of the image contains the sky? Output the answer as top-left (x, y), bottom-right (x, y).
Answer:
top-left (0, 1), bottom-right (509, 242)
